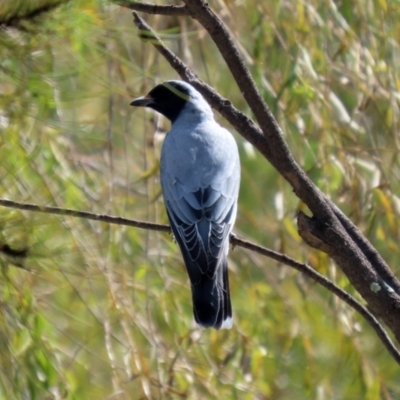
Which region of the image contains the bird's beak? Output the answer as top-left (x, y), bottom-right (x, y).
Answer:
top-left (130, 95), bottom-right (154, 107)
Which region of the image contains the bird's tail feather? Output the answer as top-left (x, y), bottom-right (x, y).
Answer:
top-left (191, 258), bottom-right (232, 330)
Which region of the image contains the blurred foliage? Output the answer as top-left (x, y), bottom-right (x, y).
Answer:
top-left (1, 0), bottom-right (400, 398)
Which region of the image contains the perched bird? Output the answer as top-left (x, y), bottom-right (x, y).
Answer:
top-left (131, 81), bottom-right (240, 329)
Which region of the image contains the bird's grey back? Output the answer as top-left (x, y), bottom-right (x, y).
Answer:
top-left (161, 116), bottom-right (239, 192)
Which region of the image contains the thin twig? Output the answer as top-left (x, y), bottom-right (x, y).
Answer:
top-left (114, 1), bottom-right (189, 16)
top-left (1, 197), bottom-right (400, 365)
top-left (0, 0), bottom-right (71, 28)
top-left (0, 198), bottom-right (170, 232)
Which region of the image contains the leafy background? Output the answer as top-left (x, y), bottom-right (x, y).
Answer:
top-left (1, 0), bottom-right (400, 398)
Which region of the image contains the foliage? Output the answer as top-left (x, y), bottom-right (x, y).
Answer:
top-left (1, 0), bottom-right (400, 398)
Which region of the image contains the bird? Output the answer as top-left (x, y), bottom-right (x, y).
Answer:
top-left (130, 80), bottom-right (240, 329)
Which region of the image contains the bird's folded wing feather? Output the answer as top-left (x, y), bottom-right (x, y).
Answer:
top-left (163, 173), bottom-right (239, 284)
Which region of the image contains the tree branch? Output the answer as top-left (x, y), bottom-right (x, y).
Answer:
top-left (0, 0), bottom-right (71, 28)
top-left (1, 197), bottom-right (399, 365)
top-left (182, 0), bottom-right (330, 217)
top-left (0, 199), bottom-right (169, 232)
top-left (330, 202), bottom-right (400, 294)
top-left (131, 2), bottom-right (400, 344)
top-left (232, 235), bottom-right (400, 366)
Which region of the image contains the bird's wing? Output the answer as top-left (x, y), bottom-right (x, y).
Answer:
top-left (162, 171), bottom-right (239, 285)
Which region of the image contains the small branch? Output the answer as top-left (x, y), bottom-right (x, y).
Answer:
top-left (132, 12), bottom-right (197, 79)
top-left (0, 244), bottom-right (29, 258)
top-left (0, 0), bottom-right (70, 28)
top-left (231, 235), bottom-right (400, 366)
top-left (114, 1), bottom-right (189, 16)
top-left (1, 197), bottom-right (400, 365)
top-left (0, 199), bottom-right (170, 232)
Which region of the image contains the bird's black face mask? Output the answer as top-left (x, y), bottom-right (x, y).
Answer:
top-left (130, 82), bottom-right (191, 123)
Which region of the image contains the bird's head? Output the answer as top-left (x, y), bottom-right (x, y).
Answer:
top-left (130, 80), bottom-right (212, 123)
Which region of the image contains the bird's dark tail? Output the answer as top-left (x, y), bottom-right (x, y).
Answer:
top-left (191, 258), bottom-right (232, 330)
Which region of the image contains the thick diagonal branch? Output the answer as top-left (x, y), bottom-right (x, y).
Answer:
top-left (182, 0), bottom-right (330, 216)
top-left (181, 0), bottom-right (400, 293)
top-left (182, 0), bottom-right (400, 282)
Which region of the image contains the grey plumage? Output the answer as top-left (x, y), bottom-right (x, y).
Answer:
top-left (131, 81), bottom-right (240, 329)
